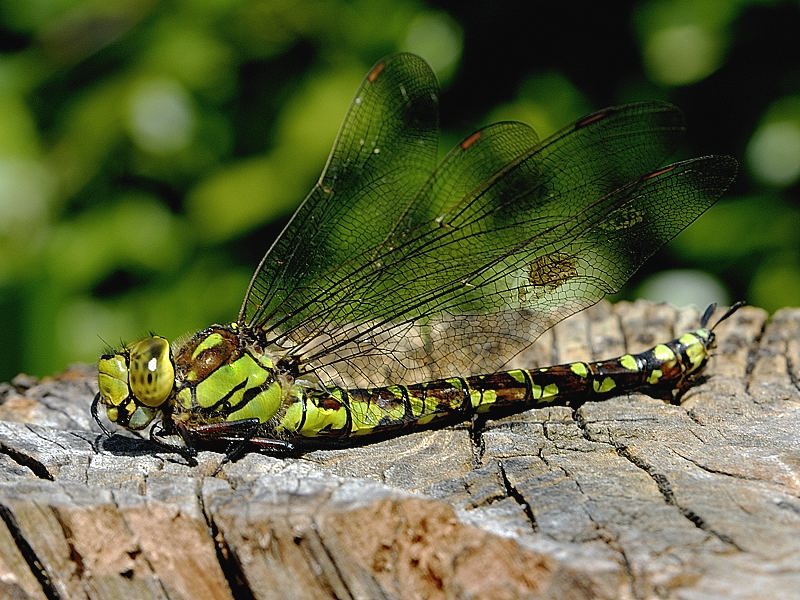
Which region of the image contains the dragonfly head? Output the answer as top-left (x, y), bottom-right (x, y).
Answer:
top-left (94, 336), bottom-right (175, 432)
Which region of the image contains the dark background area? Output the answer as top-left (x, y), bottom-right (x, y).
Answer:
top-left (0, 0), bottom-right (797, 380)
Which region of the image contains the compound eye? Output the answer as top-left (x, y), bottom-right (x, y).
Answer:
top-left (97, 354), bottom-right (129, 417)
top-left (128, 337), bottom-right (175, 408)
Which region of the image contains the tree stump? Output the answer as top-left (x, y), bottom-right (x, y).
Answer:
top-left (0, 300), bottom-right (798, 599)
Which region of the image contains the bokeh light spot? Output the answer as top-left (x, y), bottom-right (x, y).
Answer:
top-left (747, 120), bottom-right (800, 187)
top-left (643, 23), bottom-right (723, 86)
top-left (126, 78), bottom-right (195, 155)
top-left (0, 158), bottom-right (53, 236)
top-left (403, 12), bottom-right (463, 81)
top-left (635, 269), bottom-right (729, 309)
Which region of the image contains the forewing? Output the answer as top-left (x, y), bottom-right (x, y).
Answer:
top-left (240, 53), bottom-right (440, 328)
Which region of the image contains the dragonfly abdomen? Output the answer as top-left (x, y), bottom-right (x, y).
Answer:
top-left (278, 377), bottom-right (472, 439)
top-left (459, 327), bottom-right (712, 414)
top-left (277, 326), bottom-right (714, 440)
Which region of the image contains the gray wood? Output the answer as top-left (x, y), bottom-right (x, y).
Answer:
top-left (0, 300), bottom-right (798, 599)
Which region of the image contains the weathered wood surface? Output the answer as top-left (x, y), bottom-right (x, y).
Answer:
top-left (0, 300), bottom-right (798, 600)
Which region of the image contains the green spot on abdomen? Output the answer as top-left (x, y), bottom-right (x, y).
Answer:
top-left (446, 377), bottom-right (464, 389)
top-left (543, 383), bottom-right (558, 398)
top-left (508, 370), bottom-right (527, 383)
top-left (469, 388), bottom-right (481, 408)
top-left (570, 362), bottom-right (588, 378)
top-left (350, 399), bottom-right (404, 435)
top-left (654, 344), bottom-right (676, 362)
top-left (470, 388), bottom-right (498, 409)
top-left (593, 377), bottom-right (617, 393)
top-left (409, 393), bottom-right (440, 418)
top-left (385, 385), bottom-right (405, 399)
top-left (416, 413), bottom-right (437, 425)
top-left (619, 354), bottom-right (638, 371)
top-left (532, 382), bottom-right (559, 403)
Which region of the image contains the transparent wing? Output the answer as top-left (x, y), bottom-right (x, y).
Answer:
top-left (240, 54), bottom-right (736, 388)
top-left (240, 53), bottom-right (440, 328)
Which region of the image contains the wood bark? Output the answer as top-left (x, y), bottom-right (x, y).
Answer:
top-left (0, 300), bottom-right (798, 599)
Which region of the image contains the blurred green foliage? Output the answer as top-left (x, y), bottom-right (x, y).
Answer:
top-left (0, 0), bottom-right (797, 380)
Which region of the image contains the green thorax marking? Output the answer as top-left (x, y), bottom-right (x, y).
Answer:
top-left (171, 327), bottom-right (283, 425)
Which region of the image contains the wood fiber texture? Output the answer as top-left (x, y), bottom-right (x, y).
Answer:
top-left (0, 300), bottom-right (797, 600)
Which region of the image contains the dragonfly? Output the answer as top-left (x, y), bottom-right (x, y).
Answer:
top-left (93, 53), bottom-right (740, 461)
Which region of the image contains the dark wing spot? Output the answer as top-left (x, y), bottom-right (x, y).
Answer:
top-left (527, 252), bottom-right (579, 291)
top-left (598, 204), bottom-right (645, 232)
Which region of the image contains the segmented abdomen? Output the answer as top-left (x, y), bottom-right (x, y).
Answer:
top-left (277, 328), bottom-right (712, 440)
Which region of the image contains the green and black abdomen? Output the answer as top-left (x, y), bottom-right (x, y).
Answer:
top-left (467, 330), bottom-right (709, 413)
top-left (275, 326), bottom-right (714, 440)
top-left (447, 327), bottom-right (712, 415)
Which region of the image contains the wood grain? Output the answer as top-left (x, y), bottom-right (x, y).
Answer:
top-left (1, 301), bottom-right (798, 599)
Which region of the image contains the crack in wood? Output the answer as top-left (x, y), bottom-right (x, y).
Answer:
top-left (671, 449), bottom-right (765, 483)
top-left (0, 503), bottom-right (61, 599)
top-left (468, 414), bottom-right (486, 466)
top-left (497, 460), bottom-right (538, 533)
top-left (571, 409), bottom-right (607, 447)
top-left (780, 313), bottom-right (800, 392)
top-left (569, 479), bottom-right (641, 599)
top-left (744, 314), bottom-right (768, 393)
top-left (0, 442), bottom-right (53, 481)
top-left (293, 521), bottom-right (354, 599)
top-left (115, 501), bottom-right (171, 598)
top-left (787, 350), bottom-right (800, 393)
top-left (27, 426), bottom-right (70, 454)
top-left (309, 518), bottom-right (357, 600)
top-left (684, 410), bottom-right (704, 427)
top-left (197, 492), bottom-right (254, 600)
top-left (775, 499), bottom-right (800, 517)
top-left (615, 446), bottom-right (744, 552)
top-left (51, 508), bottom-right (86, 581)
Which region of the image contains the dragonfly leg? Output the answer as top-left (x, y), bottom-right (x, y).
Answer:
top-left (174, 419), bottom-right (298, 471)
top-left (149, 423), bottom-right (199, 466)
top-left (241, 435), bottom-right (298, 454)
